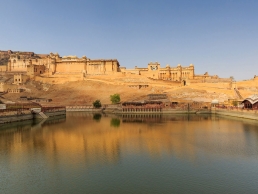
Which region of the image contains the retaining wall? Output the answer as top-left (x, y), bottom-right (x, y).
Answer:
top-left (0, 113), bottom-right (33, 124)
top-left (214, 108), bottom-right (258, 120)
top-left (66, 107), bottom-right (102, 112)
top-left (34, 110), bottom-right (66, 119)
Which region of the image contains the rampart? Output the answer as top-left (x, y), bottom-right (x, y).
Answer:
top-left (0, 49), bottom-right (232, 83)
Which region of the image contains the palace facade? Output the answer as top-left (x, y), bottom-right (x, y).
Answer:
top-left (0, 50), bottom-right (119, 75)
top-left (0, 50), bottom-right (228, 83)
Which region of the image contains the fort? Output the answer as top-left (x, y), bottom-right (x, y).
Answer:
top-left (0, 50), bottom-right (231, 85)
top-left (0, 49), bottom-right (257, 110)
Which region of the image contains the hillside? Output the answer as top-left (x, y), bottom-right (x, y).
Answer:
top-left (1, 73), bottom-right (258, 106)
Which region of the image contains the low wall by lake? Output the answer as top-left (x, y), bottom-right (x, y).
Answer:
top-left (2, 106), bottom-right (251, 123)
top-left (0, 107), bottom-right (66, 124)
top-left (33, 110), bottom-right (66, 119)
top-left (65, 106), bottom-right (258, 121)
top-left (66, 106), bottom-right (212, 114)
top-left (213, 108), bottom-right (258, 120)
top-left (66, 106), bottom-right (102, 112)
top-left (0, 113), bottom-right (33, 124)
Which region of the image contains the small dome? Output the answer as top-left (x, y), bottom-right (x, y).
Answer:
top-left (177, 64), bottom-right (181, 67)
top-left (189, 64), bottom-right (194, 67)
top-left (166, 64), bottom-right (170, 68)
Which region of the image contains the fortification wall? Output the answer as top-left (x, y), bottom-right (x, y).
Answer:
top-left (55, 62), bottom-right (85, 73)
top-left (2, 50), bottom-right (229, 82)
top-left (0, 65), bottom-right (7, 72)
top-left (104, 61), bottom-right (114, 72)
top-left (8, 57), bottom-right (49, 72)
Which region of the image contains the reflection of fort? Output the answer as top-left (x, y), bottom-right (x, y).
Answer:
top-left (0, 113), bottom-right (258, 170)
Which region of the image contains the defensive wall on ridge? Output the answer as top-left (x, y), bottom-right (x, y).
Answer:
top-left (0, 50), bottom-right (232, 84)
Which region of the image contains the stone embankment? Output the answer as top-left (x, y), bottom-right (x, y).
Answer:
top-left (66, 106), bottom-right (102, 112)
top-left (66, 106), bottom-right (210, 114)
top-left (213, 108), bottom-right (258, 120)
top-left (0, 113), bottom-right (33, 124)
top-left (66, 106), bottom-right (122, 113)
top-left (0, 107), bottom-right (66, 124)
top-left (65, 106), bottom-right (258, 121)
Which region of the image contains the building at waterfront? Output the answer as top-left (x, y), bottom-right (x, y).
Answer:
top-left (242, 94), bottom-right (258, 109)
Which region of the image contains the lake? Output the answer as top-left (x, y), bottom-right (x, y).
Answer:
top-left (1, 113), bottom-right (258, 194)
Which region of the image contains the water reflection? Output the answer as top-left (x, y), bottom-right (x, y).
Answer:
top-left (1, 113), bottom-right (258, 165)
top-left (93, 113), bottom-right (102, 122)
top-left (120, 113), bottom-right (213, 123)
top-left (1, 113), bottom-right (258, 193)
top-left (110, 118), bottom-right (120, 127)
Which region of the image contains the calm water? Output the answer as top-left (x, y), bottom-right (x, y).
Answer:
top-left (1, 113), bottom-right (258, 194)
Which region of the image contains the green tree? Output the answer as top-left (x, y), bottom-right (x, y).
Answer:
top-left (93, 100), bottom-right (102, 108)
top-left (110, 94), bottom-right (120, 104)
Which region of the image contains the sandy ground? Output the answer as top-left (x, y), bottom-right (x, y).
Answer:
top-left (1, 74), bottom-right (258, 106)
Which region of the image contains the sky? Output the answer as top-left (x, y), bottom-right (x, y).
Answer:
top-left (0, 0), bottom-right (257, 80)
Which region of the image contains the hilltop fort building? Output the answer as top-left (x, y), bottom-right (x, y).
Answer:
top-left (0, 50), bottom-right (229, 84)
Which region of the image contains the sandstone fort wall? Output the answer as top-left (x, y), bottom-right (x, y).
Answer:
top-left (0, 50), bottom-right (231, 83)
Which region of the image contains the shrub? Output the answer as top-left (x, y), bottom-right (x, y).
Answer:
top-left (110, 94), bottom-right (120, 104)
top-left (93, 100), bottom-right (102, 108)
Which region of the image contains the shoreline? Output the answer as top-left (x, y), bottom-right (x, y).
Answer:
top-left (1, 107), bottom-right (257, 125)
top-left (66, 107), bottom-right (258, 121)
top-left (0, 109), bottom-right (66, 124)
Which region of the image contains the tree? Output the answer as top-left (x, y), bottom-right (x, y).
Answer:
top-left (93, 100), bottom-right (102, 108)
top-left (110, 94), bottom-right (120, 104)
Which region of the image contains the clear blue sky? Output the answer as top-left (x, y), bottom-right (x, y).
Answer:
top-left (1, 0), bottom-right (257, 80)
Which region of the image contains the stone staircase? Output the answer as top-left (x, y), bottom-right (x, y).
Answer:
top-left (39, 112), bottom-right (48, 119)
top-left (234, 88), bottom-right (243, 99)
